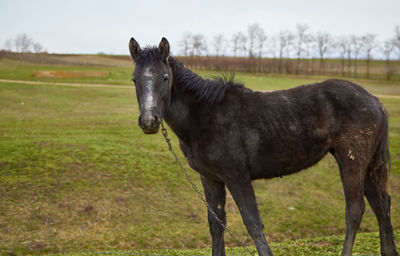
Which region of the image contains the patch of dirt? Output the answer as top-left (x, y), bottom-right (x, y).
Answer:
top-left (0, 162), bottom-right (9, 169)
top-left (83, 204), bottom-right (94, 213)
top-left (187, 212), bottom-right (200, 222)
top-left (308, 241), bottom-right (333, 248)
top-left (36, 141), bottom-right (54, 148)
top-left (58, 202), bottom-right (67, 209)
top-left (36, 141), bottom-right (87, 151)
top-left (61, 143), bottom-right (87, 151)
top-left (0, 161), bottom-right (26, 171)
top-left (26, 241), bottom-right (49, 251)
top-left (115, 196), bottom-right (125, 205)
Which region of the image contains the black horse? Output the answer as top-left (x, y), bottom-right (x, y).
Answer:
top-left (128, 37), bottom-right (398, 256)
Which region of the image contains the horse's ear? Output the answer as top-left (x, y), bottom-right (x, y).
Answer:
top-left (129, 37), bottom-right (141, 60)
top-left (158, 37), bottom-right (170, 60)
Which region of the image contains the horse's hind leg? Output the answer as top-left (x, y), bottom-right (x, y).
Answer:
top-left (201, 176), bottom-right (227, 256)
top-left (334, 149), bottom-right (366, 256)
top-left (364, 171), bottom-right (399, 256)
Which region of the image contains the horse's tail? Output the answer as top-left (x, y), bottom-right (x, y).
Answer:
top-left (368, 104), bottom-right (390, 191)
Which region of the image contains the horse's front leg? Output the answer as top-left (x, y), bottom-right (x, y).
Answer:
top-left (201, 175), bottom-right (227, 256)
top-left (224, 174), bottom-right (274, 256)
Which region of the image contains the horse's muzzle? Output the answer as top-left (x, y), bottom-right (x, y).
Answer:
top-left (138, 113), bottom-right (160, 134)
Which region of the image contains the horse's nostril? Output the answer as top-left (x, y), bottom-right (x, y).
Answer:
top-left (138, 115), bottom-right (144, 128)
top-left (152, 115), bottom-right (159, 128)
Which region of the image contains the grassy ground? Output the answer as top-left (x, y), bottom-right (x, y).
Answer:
top-left (44, 230), bottom-right (400, 255)
top-left (0, 56), bottom-right (399, 255)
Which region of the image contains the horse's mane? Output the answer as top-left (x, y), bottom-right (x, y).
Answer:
top-left (134, 47), bottom-right (164, 66)
top-left (134, 47), bottom-right (243, 105)
top-left (169, 57), bottom-right (243, 104)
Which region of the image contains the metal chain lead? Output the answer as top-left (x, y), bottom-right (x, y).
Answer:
top-left (160, 121), bottom-right (254, 256)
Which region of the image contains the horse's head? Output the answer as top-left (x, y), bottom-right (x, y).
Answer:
top-left (129, 37), bottom-right (171, 134)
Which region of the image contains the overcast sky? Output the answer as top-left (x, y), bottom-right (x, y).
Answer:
top-left (1, 0), bottom-right (399, 55)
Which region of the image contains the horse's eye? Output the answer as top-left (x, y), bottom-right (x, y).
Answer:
top-left (163, 73), bottom-right (169, 82)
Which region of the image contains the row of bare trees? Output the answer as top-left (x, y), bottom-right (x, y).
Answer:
top-left (3, 33), bottom-right (45, 53)
top-left (178, 24), bottom-right (400, 79)
top-left (180, 24), bottom-right (400, 60)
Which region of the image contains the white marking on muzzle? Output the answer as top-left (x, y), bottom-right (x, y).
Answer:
top-left (143, 94), bottom-right (155, 111)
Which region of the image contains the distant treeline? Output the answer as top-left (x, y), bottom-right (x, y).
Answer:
top-left (177, 23), bottom-right (400, 80)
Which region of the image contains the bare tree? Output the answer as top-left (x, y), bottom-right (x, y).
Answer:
top-left (336, 36), bottom-right (351, 76)
top-left (394, 25), bottom-right (400, 60)
top-left (304, 35), bottom-right (315, 74)
top-left (335, 35), bottom-right (353, 76)
top-left (32, 42), bottom-right (44, 53)
top-left (191, 34), bottom-right (207, 56)
top-left (382, 39), bottom-right (395, 80)
top-left (231, 32), bottom-right (241, 57)
top-left (294, 24), bottom-right (310, 74)
top-left (345, 39), bottom-right (353, 76)
top-left (3, 34), bottom-right (45, 54)
top-left (361, 34), bottom-right (377, 78)
top-left (351, 35), bottom-right (363, 77)
top-left (239, 33), bottom-right (248, 57)
top-left (232, 32), bottom-right (248, 57)
top-left (316, 31), bottom-right (332, 75)
top-left (263, 37), bottom-right (277, 72)
top-left (15, 33), bottom-right (33, 52)
top-left (383, 39), bottom-right (394, 61)
top-left (267, 37), bottom-right (277, 59)
top-left (256, 28), bottom-right (267, 58)
top-left (277, 30), bottom-right (294, 72)
top-left (247, 23), bottom-right (262, 58)
top-left (4, 38), bottom-right (13, 51)
top-left (213, 34), bottom-right (227, 57)
top-left (179, 32), bottom-right (192, 56)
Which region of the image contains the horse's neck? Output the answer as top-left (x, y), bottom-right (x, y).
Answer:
top-left (164, 77), bottom-right (195, 143)
top-left (164, 59), bottom-right (216, 142)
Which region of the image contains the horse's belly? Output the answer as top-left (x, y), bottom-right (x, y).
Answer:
top-left (249, 141), bottom-right (330, 180)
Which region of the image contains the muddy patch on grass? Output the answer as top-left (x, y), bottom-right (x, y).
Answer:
top-left (25, 241), bottom-right (49, 251)
top-left (34, 70), bottom-right (109, 78)
top-left (36, 141), bottom-right (87, 151)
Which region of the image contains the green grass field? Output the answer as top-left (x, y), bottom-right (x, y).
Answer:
top-left (0, 56), bottom-right (399, 255)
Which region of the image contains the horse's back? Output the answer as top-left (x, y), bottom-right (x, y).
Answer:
top-left (273, 78), bottom-right (387, 147)
top-left (265, 79), bottom-right (384, 128)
